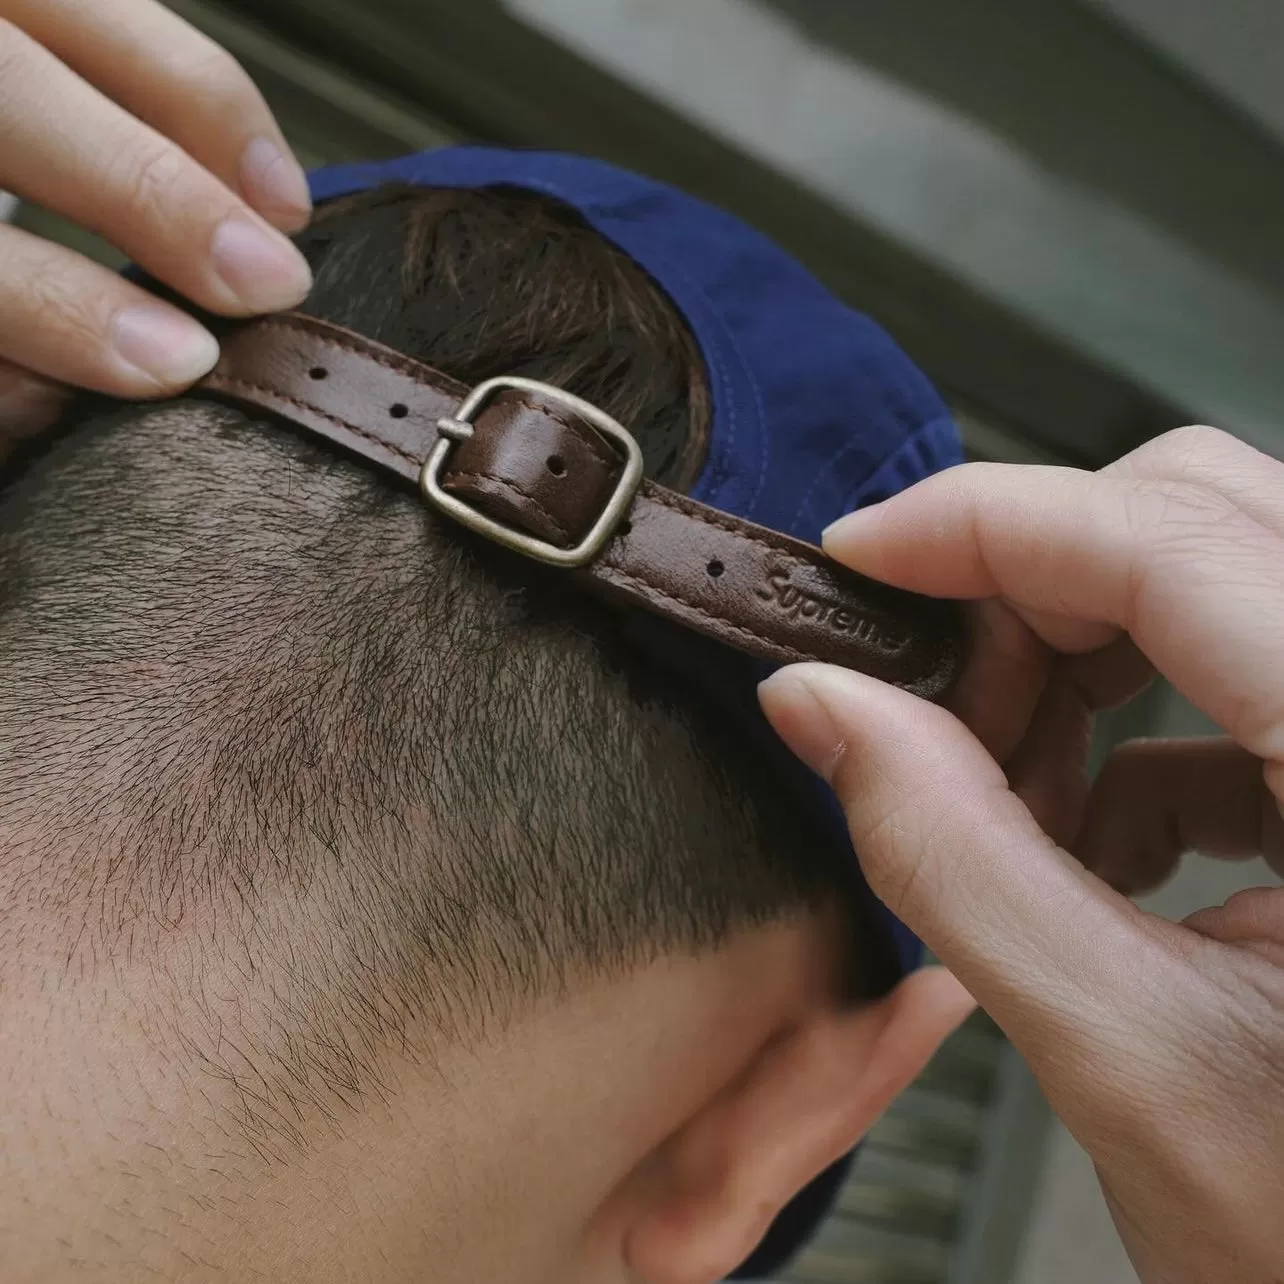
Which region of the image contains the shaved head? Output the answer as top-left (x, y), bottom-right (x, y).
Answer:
top-left (0, 187), bottom-right (890, 1161)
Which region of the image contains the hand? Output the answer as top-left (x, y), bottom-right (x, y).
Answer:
top-left (0, 0), bottom-right (313, 449)
top-left (760, 426), bottom-right (1284, 1284)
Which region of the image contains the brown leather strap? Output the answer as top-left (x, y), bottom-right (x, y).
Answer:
top-left (196, 313), bottom-right (963, 698)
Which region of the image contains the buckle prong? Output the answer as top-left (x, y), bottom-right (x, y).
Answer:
top-left (420, 376), bottom-right (644, 569)
top-left (434, 416), bottom-right (474, 442)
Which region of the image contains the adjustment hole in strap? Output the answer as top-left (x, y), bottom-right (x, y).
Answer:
top-left (546, 454), bottom-right (566, 477)
top-left (707, 559), bottom-right (725, 579)
top-left (389, 403), bottom-right (409, 419)
top-left (309, 366), bottom-right (328, 381)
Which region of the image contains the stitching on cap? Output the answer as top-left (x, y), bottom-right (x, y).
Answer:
top-left (447, 471), bottom-right (572, 543)
top-left (205, 375), bottom-right (421, 465)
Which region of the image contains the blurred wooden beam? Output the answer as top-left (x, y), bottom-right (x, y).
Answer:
top-left (767, 0), bottom-right (1284, 302)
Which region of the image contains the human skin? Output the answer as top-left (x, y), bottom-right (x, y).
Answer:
top-left (762, 424), bottom-right (1284, 1284)
top-left (0, 0), bottom-right (314, 438)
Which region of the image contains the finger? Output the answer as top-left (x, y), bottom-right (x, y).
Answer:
top-left (822, 457), bottom-right (1284, 762)
top-left (758, 664), bottom-right (1160, 1059)
top-left (1062, 634), bottom-right (1155, 711)
top-left (946, 607), bottom-right (1151, 769)
top-left (1005, 669), bottom-right (1094, 849)
top-left (761, 663), bottom-right (1284, 1193)
top-left (1077, 739), bottom-right (1284, 890)
top-left (6, 0), bottom-right (311, 230)
top-left (0, 358), bottom-right (70, 451)
top-left (996, 643), bottom-right (1155, 848)
top-left (822, 462), bottom-right (1121, 654)
top-left (1109, 424), bottom-right (1284, 538)
top-left (0, 222), bottom-right (219, 396)
top-left (944, 599), bottom-right (1051, 763)
top-left (0, 19), bottom-right (312, 316)
top-left (1183, 887), bottom-right (1284, 966)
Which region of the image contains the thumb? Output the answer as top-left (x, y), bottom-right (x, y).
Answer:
top-left (759, 664), bottom-right (1164, 1078)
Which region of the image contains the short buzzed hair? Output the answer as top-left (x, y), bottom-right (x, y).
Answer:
top-left (0, 185), bottom-right (892, 1153)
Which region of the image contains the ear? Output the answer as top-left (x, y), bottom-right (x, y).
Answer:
top-left (619, 967), bottom-right (974, 1284)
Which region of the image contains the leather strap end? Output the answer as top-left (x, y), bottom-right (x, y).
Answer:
top-left (587, 486), bottom-right (963, 698)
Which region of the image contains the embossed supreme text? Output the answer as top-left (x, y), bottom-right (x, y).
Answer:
top-left (755, 570), bottom-right (909, 652)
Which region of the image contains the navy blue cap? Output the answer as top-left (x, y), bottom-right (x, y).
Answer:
top-left (308, 146), bottom-right (963, 1277)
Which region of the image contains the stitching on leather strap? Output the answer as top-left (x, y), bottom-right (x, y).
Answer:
top-left (596, 562), bottom-right (814, 664)
top-left (632, 491), bottom-right (816, 585)
top-left (493, 394), bottom-right (618, 472)
top-left (269, 315), bottom-right (469, 395)
top-left (602, 561), bottom-right (927, 687)
top-left (193, 314), bottom-right (960, 692)
top-left (261, 318), bottom-right (622, 480)
top-left (446, 471), bottom-right (572, 544)
top-left (205, 374), bottom-right (422, 467)
top-left (276, 318), bottom-right (618, 476)
top-left (641, 484), bottom-right (804, 562)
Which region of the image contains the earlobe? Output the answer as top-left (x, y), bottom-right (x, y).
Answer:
top-left (619, 967), bottom-right (974, 1284)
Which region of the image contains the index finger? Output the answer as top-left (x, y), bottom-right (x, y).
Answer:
top-left (5, 0), bottom-right (310, 229)
top-left (824, 432), bottom-right (1284, 764)
top-left (0, 20), bottom-right (312, 318)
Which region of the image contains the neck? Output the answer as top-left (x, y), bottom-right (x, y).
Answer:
top-left (0, 914), bottom-right (815, 1283)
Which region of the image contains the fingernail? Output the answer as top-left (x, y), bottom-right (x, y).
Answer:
top-left (758, 670), bottom-right (847, 781)
top-left (209, 212), bottom-right (313, 313)
top-left (822, 503), bottom-right (884, 546)
top-left (239, 137), bottom-right (312, 230)
top-left (111, 305), bottom-right (221, 391)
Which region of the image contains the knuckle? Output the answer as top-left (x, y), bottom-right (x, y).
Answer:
top-left (1196, 958), bottom-right (1284, 1087)
top-left (838, 778), bottom-right (913, 886)
top-left (1116, 427), bottom-right (1281, 530)
top-left (1130, 476), bottom-right (1235, 530)
top-left (1114, 425), bottom-right (1245, 488)
top-left (0, 230), bottom-right (105, 314)
top-left (21, 276), bottom-right (109, 352)
top-left (113, 137), bottom-right (195, 220)
top-left (1121, 485), bottom-right (1266, 631)
top-left (1119, 480), bottom-right (1241, 593)
top-left (5, 273), bottom-right (111, 364)
top-left (1156, 423), bottom-right (1239, 464)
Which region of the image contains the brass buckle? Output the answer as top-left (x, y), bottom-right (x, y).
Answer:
top-left (419, 376), bottom-right (644, 569)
